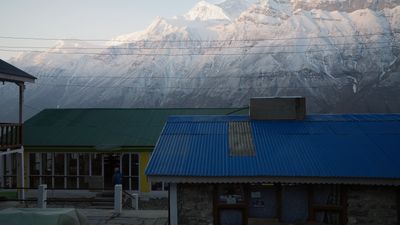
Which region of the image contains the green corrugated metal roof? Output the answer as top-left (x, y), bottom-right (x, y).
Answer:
top-left (24, 108), bottom-right (248, 148)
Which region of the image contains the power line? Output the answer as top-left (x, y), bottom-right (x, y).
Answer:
top-left (36, 70), bottom-right (384, 80)
top-left (0, 41), bottom-right (395, 50)
top-left (0, 32), bottom-right (398, 43)
top-left (30, 82), bottom-right (354, 90)
top-left (0, 45), bottom-right (397, 56)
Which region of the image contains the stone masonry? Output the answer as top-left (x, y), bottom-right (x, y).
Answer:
top-left (347, 186), bottom-right (398, 225)
top-left (177, 184), bottom-right (214, 225)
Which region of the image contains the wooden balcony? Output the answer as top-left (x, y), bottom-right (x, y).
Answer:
top-left (0, 123), bottom-right (22, 150)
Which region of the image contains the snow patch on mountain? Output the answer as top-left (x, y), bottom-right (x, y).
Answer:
top-left (2, 0), bottom-right (400, 122)
top-left (184, 0), bottom-right (231, 21)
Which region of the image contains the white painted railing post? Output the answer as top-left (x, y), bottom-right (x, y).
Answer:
top-left (114, 184), bottom-right (122, 213)
top-left (38, 184), bottom-right (47, 208)
top-left (131, 193), bottom-right (139, 210)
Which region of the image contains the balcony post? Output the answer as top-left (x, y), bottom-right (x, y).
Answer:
top-left (18, 83), bottom-right (25, 143)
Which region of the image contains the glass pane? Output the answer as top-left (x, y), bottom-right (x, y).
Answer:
top-left (151, 182), bottom-right (163, 191)
top-left (248, 184), bottom-right (277, 218)
top-left (67, 177), bottom-right (77, 189)
top-left (54, 153), bottom-right (65, 175)
top-left (42, 153), bottom-right (52, 175)
top-left (131, 177), bottom-right (139, 191)
top-left (29, 176), bottom-right (40, 188)
top-left (220, 209), bottom-right (243, 225)
top-left (218, 184), bottom-right (244, 204)
top-left (314, 185), bottom-right (341, 205)
top-left (122, 177), bottom-right (129, 190)
top-left (316, 211), bottom-right (340, 225)
top-left (54, 177), bottom-right (64, 189)
top-left (11, 154), bottom-right (17, 176)
top-left (281, 185), bottom-right (308, 223)
top-left (29, 153), bottom-right (40, 175)
top-left (91, 153), bottom-right (102, 176)
top-left (79, 154), bottom-right (89, 175)
top-left (79, 177), bottom-right (89, 189)
top-left (67, 153), bottom-right (78, 175)
top-left (131, 154), bottom-right (139, 177)
top-left (41, 176), bottom-right (52, 188)
top-left (122, 154), bottom-right (129, 176)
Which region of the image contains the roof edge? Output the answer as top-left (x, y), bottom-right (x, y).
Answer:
top-left (0, 72), bottom-right (36, 83)
top-left (147, 176), bottom-right (400, 186)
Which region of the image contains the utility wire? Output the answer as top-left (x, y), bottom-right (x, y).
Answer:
top-left (30, 82), bottom-right (354, 90)
top-left (35, 70), bottom-right (384, 80)
top-left (0, 45), bottom-right (397, 56)
top-left (0, 32), bottom-right (398, 43)
top-left (0, 41), bottom-right (395, 50)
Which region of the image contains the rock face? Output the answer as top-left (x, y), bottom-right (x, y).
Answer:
top-left (292, 0), bottom-right (400, 12)
top-left (1, 0), bottom-right (400, 121)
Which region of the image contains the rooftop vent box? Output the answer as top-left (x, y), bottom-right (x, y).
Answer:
top-left (250, 97), bottom-right (306, 120)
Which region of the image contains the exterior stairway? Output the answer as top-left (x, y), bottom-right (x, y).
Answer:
top-left (90, 191), bottom-right (114, 209)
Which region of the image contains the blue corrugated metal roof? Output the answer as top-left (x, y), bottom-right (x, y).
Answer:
top-left (146, 114), bottom-right (400, 180)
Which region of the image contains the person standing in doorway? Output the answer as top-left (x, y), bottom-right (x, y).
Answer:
top-left (112, 167), bottom-right (123, 186)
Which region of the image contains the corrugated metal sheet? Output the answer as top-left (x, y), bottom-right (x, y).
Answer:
top-left (24, 108), bottom-right (248, 148)
top-left (146, 114), bottom-right (400, 181)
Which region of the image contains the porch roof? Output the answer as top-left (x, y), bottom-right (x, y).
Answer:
top-left (0, 59), bottom-right (36, 83)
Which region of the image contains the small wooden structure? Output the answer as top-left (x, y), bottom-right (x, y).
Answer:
top-left (0, 59), bottom-right (36, 198)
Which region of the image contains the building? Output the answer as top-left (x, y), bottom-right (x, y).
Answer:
top-left (3, 108), bottom-right (247, 197)
top-left (146, 97), bottom-right (400, 225)
top-left (0, 59), bottom-right (36, 198)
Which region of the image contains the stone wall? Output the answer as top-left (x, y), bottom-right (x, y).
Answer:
top-left (177, 184), bottom-right (214, 225)
top-left (347, 186), bottom-right (398, 225)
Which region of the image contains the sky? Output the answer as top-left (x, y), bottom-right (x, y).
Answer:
top-left (0, 0), bottom-right (223, 60)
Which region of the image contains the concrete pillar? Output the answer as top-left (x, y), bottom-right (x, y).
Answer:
top-left (38, 184), bottom-right (47, 208)
top-left (114, 184), bottom-right (122, 213)
top-left (169, 183), bottom-right (178, 225)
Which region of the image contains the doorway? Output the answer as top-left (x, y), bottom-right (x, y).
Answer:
top-left (103, 154), bottom-right (120, 189)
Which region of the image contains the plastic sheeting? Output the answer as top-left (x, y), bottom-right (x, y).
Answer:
top-left (0, 208), bottom-right (87, 225)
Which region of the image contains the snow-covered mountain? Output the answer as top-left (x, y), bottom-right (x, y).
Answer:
top-left (1, 0), bottom-right (400, 121)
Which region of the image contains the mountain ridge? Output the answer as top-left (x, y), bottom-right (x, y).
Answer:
top-left (1, 0), bottom-right (399, 121)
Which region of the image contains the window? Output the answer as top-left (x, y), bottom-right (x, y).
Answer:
top-left (120, 153), bottom-right (140, 191)
top-left (41, 153), bottom-right (53, 188)
top-left (91, 153), bottom-right (102, 176)
top-left (218, 184), bottom-right (245, 204)
top-left (311, 185), bottom-right (344, 225)
top-left (54, 153), bottom-right (65, 188)
top-left (29, 153), bottom-right (40, 188)
top-left (281, 185), bottom-right (308, 223)
top-left (54, 153), bottom-right (65, 175)
top-left (248, 184), bottom-right (277, 219)
top-left (151, 182), bottom-right (169, 191)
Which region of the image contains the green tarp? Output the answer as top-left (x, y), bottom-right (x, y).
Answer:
top-left (0, 208), bottom-right (87, 225)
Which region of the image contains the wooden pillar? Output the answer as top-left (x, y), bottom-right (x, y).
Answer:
top-left (276, 184), bottom-right (282, 222)
top-left (18, 83), bottom-right (25, 143)
top-left (397, 188), bottom-right (400, 225)
top-left (308, 185), bottom-right (315, 222)
top-left (340, 185), bottom-right (348, 225)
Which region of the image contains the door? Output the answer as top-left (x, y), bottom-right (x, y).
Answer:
top-left (103, 153), bottom-right (120, 189)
